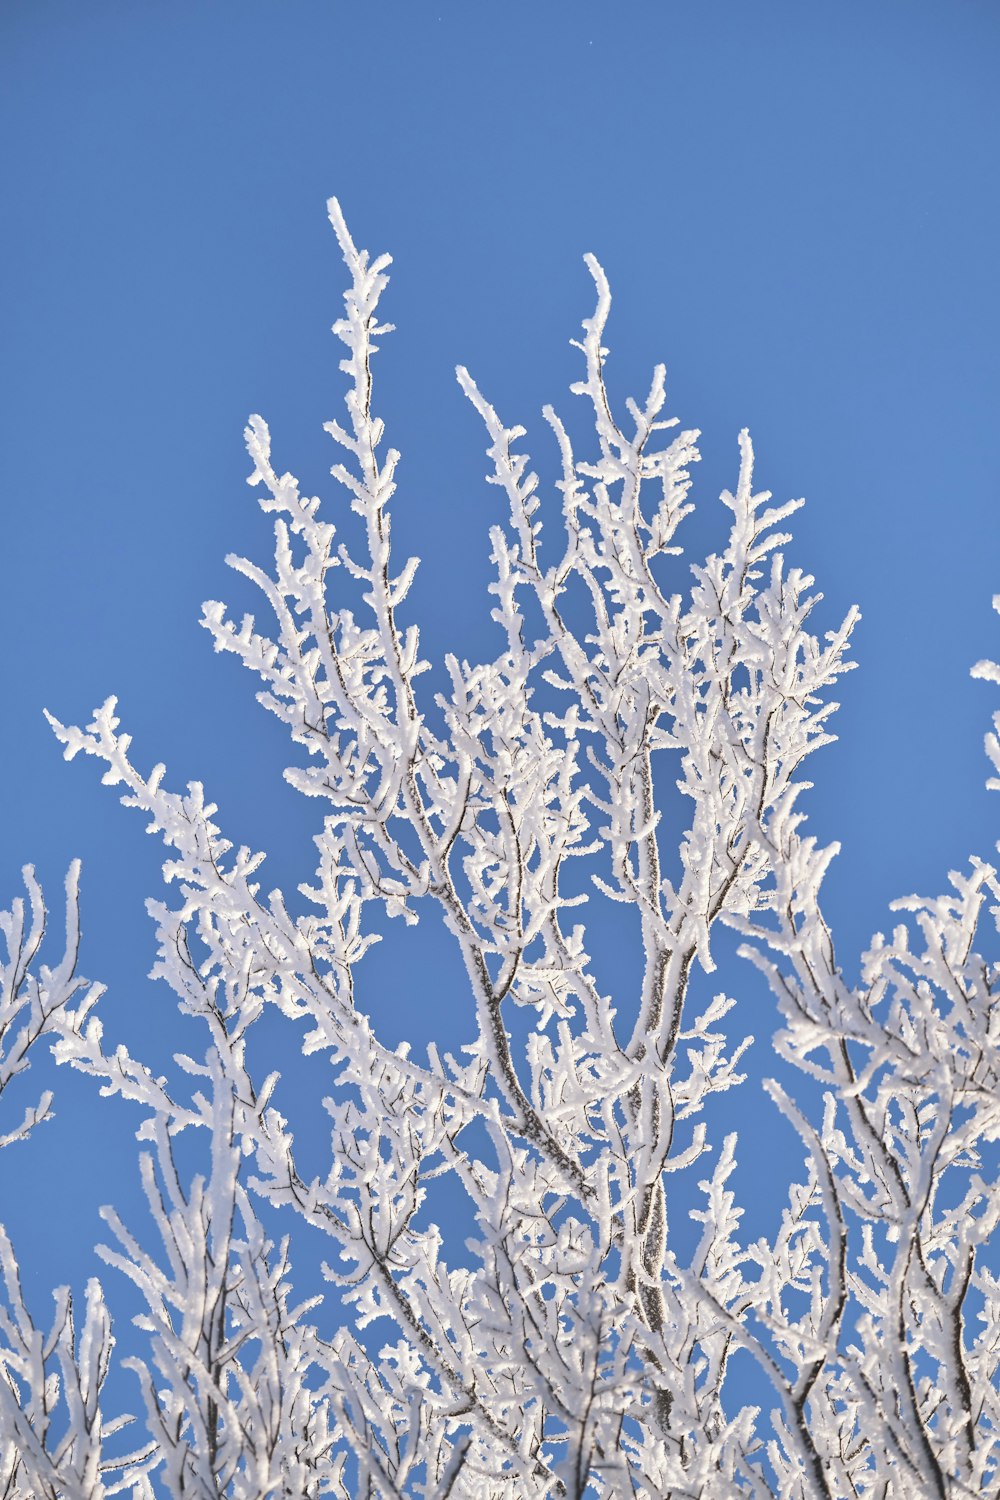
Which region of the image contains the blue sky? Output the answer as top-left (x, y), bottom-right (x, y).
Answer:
top-left (2, 0), bottom-right (999, 1443)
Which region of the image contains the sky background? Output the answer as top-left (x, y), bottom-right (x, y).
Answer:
top-left (1, 0), bottom-right (999, 1453)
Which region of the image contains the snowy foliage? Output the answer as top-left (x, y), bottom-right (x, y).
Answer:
top-left (3, 203), bottom-right (999, 1497)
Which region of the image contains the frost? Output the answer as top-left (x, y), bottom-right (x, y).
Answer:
top-left (1, 201), bottom-right (996, 1497)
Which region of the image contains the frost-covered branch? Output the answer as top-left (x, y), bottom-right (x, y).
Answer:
top-left (0, 867), bottom-right (148, 1497)
top-left (24, 200), bottom-right (1000, 1497)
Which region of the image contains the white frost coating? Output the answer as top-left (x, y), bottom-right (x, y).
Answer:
top-left (0, 868), bottom-right (135, 1497)
top-left (1, 201), bottom-right (996, 1496)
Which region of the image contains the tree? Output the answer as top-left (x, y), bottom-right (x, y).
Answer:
top-left (2, 200), bottom-right (999, 1498)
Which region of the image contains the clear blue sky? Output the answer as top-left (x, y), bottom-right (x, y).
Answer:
top-left (1, 0), bottom-right (998, 1440)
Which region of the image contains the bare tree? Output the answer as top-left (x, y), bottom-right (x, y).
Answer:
top-left (3, 201), bottom-right (997, 1496)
